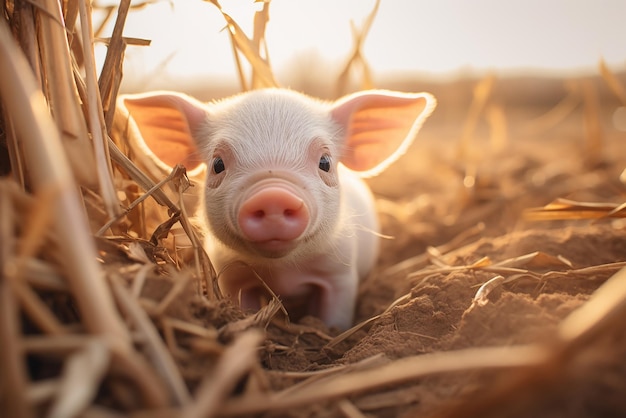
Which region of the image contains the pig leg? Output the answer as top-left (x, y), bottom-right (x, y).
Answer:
top-left (306, 178), bottom-right (380, 329)
top-left (316, 270), bottom-right (360, 330)
top-left (209, 242), bottom-right (360, 329)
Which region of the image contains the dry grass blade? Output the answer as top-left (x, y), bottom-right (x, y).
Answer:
top-left (607, 201), bottom-right (626, 217)
top-left (599, 58), bottom-right (626, 106)
top-left (14, 1), bottom-right (42, 85)
top-left (325, 292), bottom-right (412, 350)
top-left (337, 399), bottom-right (368, 418)
top-left (15, 184), bottom-right (56, 260)
top-left (335, 0), bottom-right (380, 96)
top-left (0, 182), bottom-right (33, 418)
top-left (535, 261), bottom-right (626, 281)
top-left (47, 339), bottom-right (110, 418)
top-left (486, 104), bottom-right (507, 152)
top-left (184, 330), bottom-right (264, 418)
top-left (37, 0), bottom-right (98, 188)
top-left (23, 259), bottom-right (68, 292)
top-left (269, 354), bottom-right (386, 382)
top-left (0, 277), bottom-right (33, 418)
top-left (411, 252), bottom-right (624, 289)
top-left (65, 3), bottom-right (84, 69)
top-left (96, 164), bottom-right (187, 235)
top-left (383, 222), bottom-right (485, 276)
top-left (522, 87), bottom-right (580, 135)
top-left (22, 334), bottom-right (93, 355)
top-left (0, 20), bottom-right (129, 341)
top-left (225, 11), bottom-right (278, 88)
top-left (107, 138), bottom-right (180, 210)
top-left (220, 345), bottom-right (548, 416)
top-left (107, 342), bottom-right (170, 409)
top-left (162, 317), bottom-right (218, 341)
top-left (251, 0), bottom-right (272, 89)
top-left (466, 275), bottom-right (505, 312)
top-left (407, 255), bottom-right (495, 281)
top-left (558, 267), bottom-right (626, 346)
top-left (110, 275), bottom-right (191, 406)
top-left (354, 387), bottom-right (423, 413)
top-left (2, 114), bottom-right (27, 187)
top-left (153, 269), bottom-right (191, 316)
top-left (27, 381), bottom-right (59, 407)
top-left (77, 0), bottom-right (120, 218)
top-left (581, 78), bottom-right (603, 166)
top-left (1, 184), bottom-right (69, 336)
top-left (92, 3), bottom-right (117, 38)
top-left (491, 251), bottom-right (572, 269)
top-left (175, 179), bottom-right (219, 298)
top-left (206, 0), bottom-right (278, 89)
top-left (458, 74), bottom-right (496, 160)
top-left (97, 0), bottom-right (138, 132)
top-left (11, 278), bottom-right (67, 335)
top-left (524, 198), bottom-right (626, 221)
top-left (219, 298), bottom-right (283, 340)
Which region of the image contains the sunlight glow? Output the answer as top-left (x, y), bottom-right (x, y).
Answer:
top-left (94, 0), bottom-right (626, 91)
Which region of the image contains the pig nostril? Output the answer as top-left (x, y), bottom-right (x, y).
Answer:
top-left (238, 187), bottom-right (310, 243)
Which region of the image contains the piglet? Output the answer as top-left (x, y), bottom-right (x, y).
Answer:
top-left (121, 88), bottom-right (436, 329)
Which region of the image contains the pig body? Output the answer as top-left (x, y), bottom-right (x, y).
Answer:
top-left (121, 88), bottom-right (435, 329)
top-left (208, 163), bottom-right (379, 329)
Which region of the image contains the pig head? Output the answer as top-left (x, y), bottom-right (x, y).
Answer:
top-left (121, 88), bottom-right (436, 329)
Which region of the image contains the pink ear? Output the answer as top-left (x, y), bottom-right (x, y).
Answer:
top-left (331, 90), bottom-right (436, 177)
top-left (122, 92), bottom-right (208, 171)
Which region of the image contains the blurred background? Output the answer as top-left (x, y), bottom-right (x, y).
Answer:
top-left (91, 0), bottom-right (626, 210)
top-left (95, 0), bottom-right (626, 92)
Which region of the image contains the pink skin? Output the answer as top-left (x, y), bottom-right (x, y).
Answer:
top-left (237, 185), bottom-right (310, 256)
top-left (120, 88), bottom-right (436, 329)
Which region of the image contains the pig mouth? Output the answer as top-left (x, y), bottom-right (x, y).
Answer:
top-left (247, 239), bottom-right (299, 258)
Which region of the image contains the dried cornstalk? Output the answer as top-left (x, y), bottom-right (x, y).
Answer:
top-left (0, 19), bottom-right (129, 342)
top-left (77, 0), bottom-right (121, 218)
top-left (457, 74), bottom-right (496, 161)
top-left (581, 78), bottom-right (603, 166)
top-left (98, 0), bottom-right (132, 129)
top-left (0, 182), bottom-right (33, 418)
top-left (37, 0), bottom-right (98, 188)
top-left (206, 0), bottom-right (279, 90)
top-left (335, 0), bottom-right (380, 96)
top-left (599, 58), bottom-right (626, 106)
top-left (250, 1), bottom-right (272, 89)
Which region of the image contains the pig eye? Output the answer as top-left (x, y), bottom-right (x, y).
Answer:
top-left (318, 154), bottom-right (331, 172)
top-left (212, 156), bottom-right (225, 174)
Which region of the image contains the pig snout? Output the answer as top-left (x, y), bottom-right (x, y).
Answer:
top-left (238, 185), bottom-right (310, 256)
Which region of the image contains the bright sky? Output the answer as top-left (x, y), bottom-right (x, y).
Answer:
top-left (100, 0), bottom-right (626, 90)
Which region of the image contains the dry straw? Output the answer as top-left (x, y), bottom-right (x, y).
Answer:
top-left (1, 1), bottom-right (625, 417)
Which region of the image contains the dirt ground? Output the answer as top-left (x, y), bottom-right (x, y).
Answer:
top-left (12, 74), bottom-right (626, 417)
top-left (136, 75), bottom-right (626, 417)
